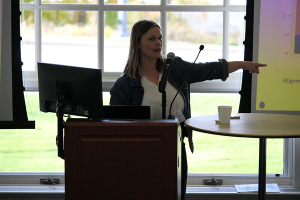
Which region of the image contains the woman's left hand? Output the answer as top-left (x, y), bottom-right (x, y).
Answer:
top-left (228, 61), bottom-right (267, 74)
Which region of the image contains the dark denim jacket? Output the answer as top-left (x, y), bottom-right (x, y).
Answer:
top-left (110, 57), bottom-right (229, 152)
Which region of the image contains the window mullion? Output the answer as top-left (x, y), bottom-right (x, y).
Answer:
top-left (223, 1), bottom-right (229, 60)
top-left (293, 138), bottom-right (300, 187)
top-left (99, 1), bottom-right (104, 71)
top-left (285, 138), bottom-right (292, 177)
top-left (161, 0), bottom-right (166, 56)
top-left (36, 1), bottom-right (41, 70)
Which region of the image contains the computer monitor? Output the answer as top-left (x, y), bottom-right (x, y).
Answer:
top-left (38, 62), bottom-right (103, 120)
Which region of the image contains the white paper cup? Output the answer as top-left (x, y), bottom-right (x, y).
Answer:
top-left (218, 106), bottom-right (232, 123)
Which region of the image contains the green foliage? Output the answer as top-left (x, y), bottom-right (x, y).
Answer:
top-left (126, 11), bottom-right (159, 26)
top-left (105, 0), bottom-right (118, 3)
top-left (105, 11), bottom-right (118, 30)
top-left (104, 11), bottom-right (160, 38)
top-left (42, 10), bottom-right (87, 26)
top-left (22, 11), bottom-right (34, 25)
top-left (39, 1), bottom-right (92, 26)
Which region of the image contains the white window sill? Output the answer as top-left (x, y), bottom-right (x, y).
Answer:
top-left (186, 186), bottom-right (300, 194)
top-left (1, 185), bottom-right (300, 196)
top-left (0, 185), bottom-right (65, 194)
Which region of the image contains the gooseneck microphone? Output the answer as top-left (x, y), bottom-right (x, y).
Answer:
top-left (159, 52), bottom-right (175, 93)
top-left (159, 52), bottom-right (175, 119)
top-left (168, 45), bottom-right (205, 119)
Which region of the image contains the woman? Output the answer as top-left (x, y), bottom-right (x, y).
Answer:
top-left (110, 19), bottom-right (266, 200)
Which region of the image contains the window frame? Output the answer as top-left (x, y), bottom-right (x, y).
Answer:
top-left (21, 0), bottom-right (245, 92)
top-left (2, 0), bottom-right (297, 189)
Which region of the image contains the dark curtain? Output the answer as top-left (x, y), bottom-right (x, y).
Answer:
top-left (238, 0), bottom-right (254, 113)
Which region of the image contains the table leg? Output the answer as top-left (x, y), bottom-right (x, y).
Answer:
top-left (258, 138), bottom-right (266, 200)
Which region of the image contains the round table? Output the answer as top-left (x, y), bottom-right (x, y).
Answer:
top-left (185, 113), bottom-right (300, 200)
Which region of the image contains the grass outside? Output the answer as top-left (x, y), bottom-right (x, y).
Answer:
top-left (188, 93), bottom-right (283, 174)
top-left (0, 92), bottom-right (283, 174)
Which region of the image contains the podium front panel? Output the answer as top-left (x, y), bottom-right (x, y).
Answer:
top-left (65, 119), bottom-right (181, 200)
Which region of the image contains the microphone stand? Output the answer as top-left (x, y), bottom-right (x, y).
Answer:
top-left (159, 64), bottom-right (171, 119)
top-left (56, 97), bottom-right (65, 160)
top-left (162, 91), bottom-right (167, 119)
top-left (168, 45), bottom-right (204, 119)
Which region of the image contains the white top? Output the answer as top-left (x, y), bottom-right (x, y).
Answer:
top-left (141, 73), bottom-right (185, 119)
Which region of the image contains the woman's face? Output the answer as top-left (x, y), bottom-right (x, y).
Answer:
top-left (138, 26), bottom-right (163, 61)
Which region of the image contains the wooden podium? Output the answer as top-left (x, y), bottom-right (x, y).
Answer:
top-left (65, 119), bottom-right (182, 200)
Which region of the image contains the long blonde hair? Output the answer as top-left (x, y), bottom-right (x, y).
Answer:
top-left (123, 20), bottom-right (165, 79)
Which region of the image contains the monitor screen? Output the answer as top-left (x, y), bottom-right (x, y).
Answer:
top-left (38, 62), bottom-right (103, 119)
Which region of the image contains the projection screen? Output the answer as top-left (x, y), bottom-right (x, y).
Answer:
top-left (252, 0), bottom-right (300, 115)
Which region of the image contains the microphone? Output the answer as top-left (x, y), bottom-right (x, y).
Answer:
top-left (159, 52), bottom-right (175, 119)
top-left (199, 45), bottom-right (204, 51)
top-left (168, 45), bottom-right (204, 119)
top-left (159, 52), bottom-right (175, 93)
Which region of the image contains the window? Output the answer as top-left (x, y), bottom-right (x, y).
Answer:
top-left (2, 0), bottom-right (298, 190)
top-left (41, 10), bottom-right (98, 68)
top-left (20, 0), bottom-right (245, 92)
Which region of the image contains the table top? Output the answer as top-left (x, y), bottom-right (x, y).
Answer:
top-left (185, 113), bottom-right (300, 138)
